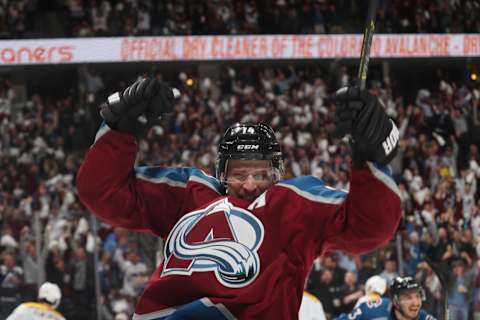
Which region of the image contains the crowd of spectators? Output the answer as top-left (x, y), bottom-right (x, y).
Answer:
top-left (0, 61), bottom-right (479, 319)
top-left (0, 0), bottom-right (479, 39)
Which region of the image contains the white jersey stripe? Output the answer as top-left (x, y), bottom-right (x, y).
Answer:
top-left (189, 175), bottom-right (221, 194)
top-left (277, 183), bottom-right (346, 205)
top-left (132, 307), bottom-right (176, 320)
top-left (134, 166), bottom-right (222, 195)
top-left (366, 162), bottom-right (401, 199)
top-left (136, 174), bottom-right (187, 188)
top-left (200, 298), bottom-right (237, 320)
top-left (131, 298), bottom-right (235, 320)
top-left (93, 123), bottom-right (110, 145)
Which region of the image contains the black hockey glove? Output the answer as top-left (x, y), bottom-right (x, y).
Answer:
top-left (333, 86), bottom-right (399, 167)
top-left (100, 77), bottom-right (175, 136)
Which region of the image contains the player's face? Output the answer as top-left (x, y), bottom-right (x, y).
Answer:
top-left (225, 160), bottom-right (275, 201)
top-left (396, 291), bottom-right (422, 319)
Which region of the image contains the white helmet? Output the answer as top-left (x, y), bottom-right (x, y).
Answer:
top-left (365, 275), bottom-right (387, 296)
top-left (38, 282), bottom-right (62, 309)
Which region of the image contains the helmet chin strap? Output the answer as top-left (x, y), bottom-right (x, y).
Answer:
top-left (221, 160), bottom-right (229, 195)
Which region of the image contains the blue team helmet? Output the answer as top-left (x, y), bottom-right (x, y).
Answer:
top-left (216, 122), bottom-right (284, 181)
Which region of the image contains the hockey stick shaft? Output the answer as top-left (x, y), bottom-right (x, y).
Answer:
top-left (358, 0), bottom-right (379, 90)
top-left (424, 256), bottom-right (449, 320)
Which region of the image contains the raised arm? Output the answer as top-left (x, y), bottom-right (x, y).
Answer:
top-left (273, 161), bottom-right (400, 256)
top-left (272, 86), bottom-right (401, 256)
top-left (322, 163), bottom-right (401, 254)
top-left (76, 78), bottom-right (192, 237)
top-left (326, 86), bottom-right (401, 253)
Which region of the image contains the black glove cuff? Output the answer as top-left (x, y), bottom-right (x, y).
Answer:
top-left (100, 91), bottom-right (147, 136)
top-left (351, 119), bottom-right (399, 168)
top-left (372, 118), bottom-right (399, 166)
top-left (100, 92), bottom-right (125, 126)
top-left (350, 140), bottom-right (368, 168)
top-left (107, 91), bottom-right (123, 107)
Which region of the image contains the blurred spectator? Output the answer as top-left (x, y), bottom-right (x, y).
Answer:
top-left (414, 261), bottom-right (442, 316)
top-left (80, 66), bottom-right (105, 106)
top-left (45, 243), bottom-right (68, 296)
top-left (67, 246), bottom-right (94, 320)
top-left (427, 226), bottom-right (451, 263)
top-left (0, 58), bottom-right (478, 319)
top-left (356, 256), bottom-right (380, 287)
top-left (18, 226), bottom-right (41, 299)
top-left (114, 247), bottom-right (148, 298)
top-left (322, 254), bottom-right (346, 290)
top-left (0, 0), bottom-right (477, 39)
top-left (379, 256), bottom-right (399, 286)
top-left (91, 1), bottom-right (111, 36)
top-left (309, 269), bottom-right (337, 320)
top-left (0, 252), bottom-right (24, 289)
top-left (405, 230), bottom-right (424, 276)
top-left (0, 251), bottom-right (24, 317)
top-left (103, 227), bottom-right (128, 255)
top-left (337, 272), bottom-right (362, 315)
top-left (448, 259), bottom-right (475, 320)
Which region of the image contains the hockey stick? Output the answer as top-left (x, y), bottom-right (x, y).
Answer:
top-left (424, 256), bottom-right (449, 320)
top-left (331, 0), bottom-right (379, 139)
top-left (358, 0), bottom-right (379, 90)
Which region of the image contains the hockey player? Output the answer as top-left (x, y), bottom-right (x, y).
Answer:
top-left (354, 275), bottom-right (387, 308)
top-left (76, 78), bottom-right (402, 319)
top-left (336, 276), bottom-right (437, 320)
top-left (6, 282), bottom-right (65, 320)
top-left (299, 291), bottom-right (326, 320)
top-left (390, 277), bottom-right (436, 320)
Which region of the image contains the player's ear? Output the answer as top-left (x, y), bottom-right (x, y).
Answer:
top-left (392, 296), bottom-right (399, 308)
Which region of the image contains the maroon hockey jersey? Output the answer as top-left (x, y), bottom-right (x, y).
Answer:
top-left (76, 125), bottom-right (401, 320)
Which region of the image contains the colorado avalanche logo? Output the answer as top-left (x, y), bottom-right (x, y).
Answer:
top-left (162, 198), bottom-right (264, 288)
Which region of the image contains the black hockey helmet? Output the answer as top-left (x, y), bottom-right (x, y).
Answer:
top-left (216, 122), bottom-right (283, 181)
top-left (390, 277), bottom-right (425, 301)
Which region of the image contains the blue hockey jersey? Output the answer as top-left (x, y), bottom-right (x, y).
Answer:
top-left (336, 297), bottom-right (437, 320)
